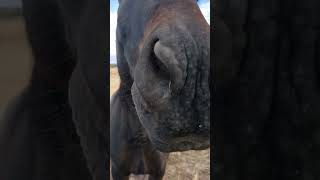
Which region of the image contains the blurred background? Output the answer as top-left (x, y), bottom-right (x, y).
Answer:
top-left (0, 0), bottom-right (32, 111)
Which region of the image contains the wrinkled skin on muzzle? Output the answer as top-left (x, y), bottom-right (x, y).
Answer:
top-left (117, 0), bottom-right (210, 152)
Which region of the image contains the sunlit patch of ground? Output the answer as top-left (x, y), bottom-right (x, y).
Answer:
top-left (110, 66), bottom-right (210, 180)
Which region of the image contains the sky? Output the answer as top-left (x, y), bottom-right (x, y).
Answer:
top-left (110, 0), bottom-right (210, 64)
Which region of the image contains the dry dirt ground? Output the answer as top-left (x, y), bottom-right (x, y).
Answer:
top-left (110, 66), bottom-right (210, 180)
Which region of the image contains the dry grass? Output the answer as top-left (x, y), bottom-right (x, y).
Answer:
top-left (110, 66), bottom-right (210, 180)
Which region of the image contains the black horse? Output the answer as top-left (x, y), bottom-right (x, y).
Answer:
top-left (0, 0), bottom-right (108, 180)
top-left (110, 0), bottom-right (210, 179)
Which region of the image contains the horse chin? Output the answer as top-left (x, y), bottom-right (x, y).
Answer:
top-left (148, 134), bottom-right (210, 153)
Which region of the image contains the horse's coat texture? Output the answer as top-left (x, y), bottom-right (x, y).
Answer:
top-left (0, 0), bottom-right (108, 180)
top-left (214, 0), bottom-right (320, 179)
top-left (111, 0), bottom-right (210, 179)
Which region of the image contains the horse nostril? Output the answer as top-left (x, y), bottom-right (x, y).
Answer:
top-left (153, 41), bottom-right (185, 95)
top-left (150, 40), bottom-right (170, 78)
